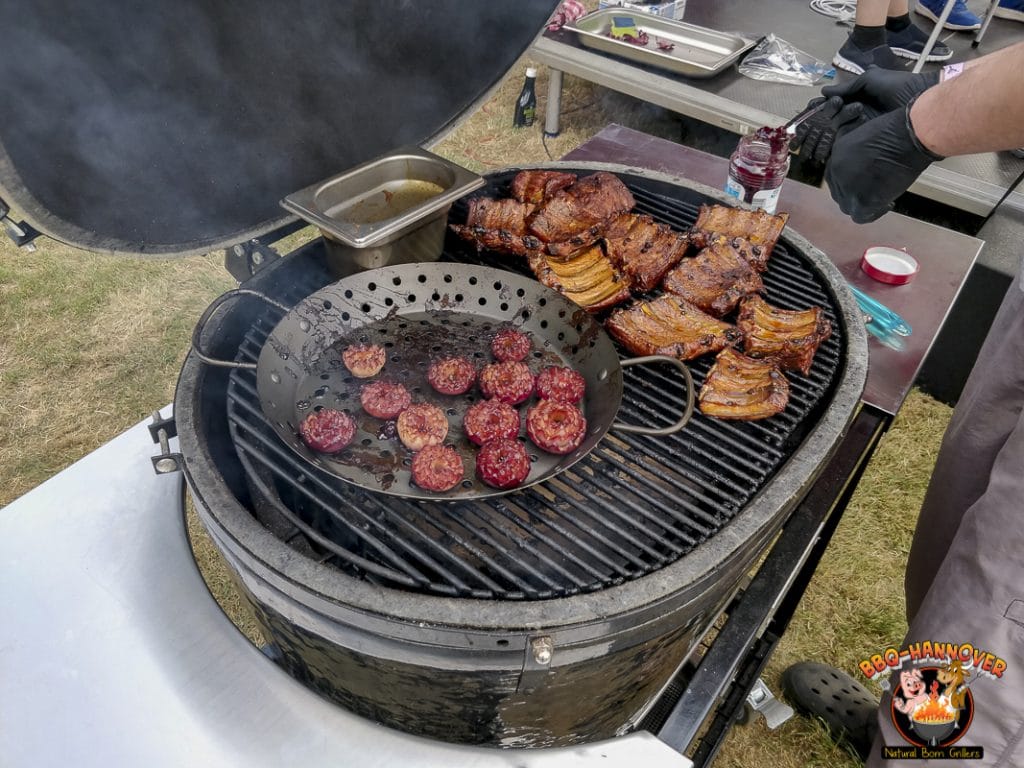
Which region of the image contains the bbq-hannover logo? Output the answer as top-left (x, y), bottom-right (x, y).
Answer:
top-left (859, 641), bottom-right (1007, 760)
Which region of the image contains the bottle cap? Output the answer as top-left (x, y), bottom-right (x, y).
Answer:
top-left (526, 67), bottom-right (538, 78)
top-left (861, 246), bottom-right (919, 285)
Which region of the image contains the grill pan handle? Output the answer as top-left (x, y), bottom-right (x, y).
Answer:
top-left (191, 288), bottom-right (291, 370)
top-left (611, 356), bottom-right (695, 436)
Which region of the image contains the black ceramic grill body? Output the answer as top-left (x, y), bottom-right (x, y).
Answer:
top-left (176, 164), bottom-right (868, 747)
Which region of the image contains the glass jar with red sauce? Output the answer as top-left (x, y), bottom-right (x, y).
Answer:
top-left (724, 127), bottom-right (790, 215)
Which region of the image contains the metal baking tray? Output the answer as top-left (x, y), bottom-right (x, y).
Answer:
top-left (569, 9), bottom-right (756, 78)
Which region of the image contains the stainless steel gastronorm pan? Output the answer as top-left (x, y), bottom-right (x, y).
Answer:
top-left (569, 9), bottom-right (756, 78)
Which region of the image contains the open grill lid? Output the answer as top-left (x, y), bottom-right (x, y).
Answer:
top-left (0, 0), bottom-right (559, 257)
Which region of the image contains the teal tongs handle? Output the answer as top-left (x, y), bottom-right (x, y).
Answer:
top-left (848, 283), bottom-right (912, 338)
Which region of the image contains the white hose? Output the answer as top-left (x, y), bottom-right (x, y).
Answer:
top-left (809, 0), bottom-right (858, 23)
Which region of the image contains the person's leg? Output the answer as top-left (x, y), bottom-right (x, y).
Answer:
top-left (835, 0), bottom-right (952, 73)
top-left (886, 0), bottom-right (955, 61)
top-left (904, 264), bottom-right (1024, 622)
top-left (865, 402), bottom-right (1024, 767)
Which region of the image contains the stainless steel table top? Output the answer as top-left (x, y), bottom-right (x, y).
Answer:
top-left (0, 414), bottom-right (692, 768)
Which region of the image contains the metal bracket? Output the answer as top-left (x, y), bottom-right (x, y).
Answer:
top-left (745, 677), bottom-right (793, 730)
top-left (516, 635), bottom-right (555, 693)
top-left (224, 239), bottom-right (282, 281)
top-left (0, 196), bottom-right (42, 252)
top-left (149, 410), bottom-right (183, 475)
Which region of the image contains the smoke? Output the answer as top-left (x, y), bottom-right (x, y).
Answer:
top-left (0, 0), bottom-right (558, 254)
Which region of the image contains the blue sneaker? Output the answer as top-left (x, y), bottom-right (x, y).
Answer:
top-left (915, 0), bottom-right (982, 30)
top-left (887, 23), bottom-right (953, 60)
top-left (995, 0), bottom-right (1024, 22)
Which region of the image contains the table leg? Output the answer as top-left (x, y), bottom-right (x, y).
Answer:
top-left (544, 68), bottom-right (563, 137)
top-left (913, 0), bottom-right (956, 74)
top-left (973, 0), bottom-right (1001, 47)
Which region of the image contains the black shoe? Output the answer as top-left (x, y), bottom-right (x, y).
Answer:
top-left (887, 23), bottom-right (953, 61)
top-left (833, 39), bottom-right (907, 75)
top-left (781, 662), bottom-right (880, 761)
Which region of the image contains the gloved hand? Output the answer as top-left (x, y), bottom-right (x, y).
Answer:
top-left (822, 67), bottom-right (939, 123)
top-left (826, 99), bottom-right (943, 223)
top-left (791, 95), bottom-right (866, 164)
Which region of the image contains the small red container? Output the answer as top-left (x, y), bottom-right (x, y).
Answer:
top-left (861, 246), bottom-right (919, 285)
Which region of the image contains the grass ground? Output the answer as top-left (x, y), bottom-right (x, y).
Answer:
top-left (0, 34), bottom-right (955, 768)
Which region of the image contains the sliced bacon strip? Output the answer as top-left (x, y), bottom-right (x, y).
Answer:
top-left (603, 212), bottom-right (689, 292)
top-left (605, 294), bottom-right (741, 360)
top-left (662, 239), bottom-right (763, 317)
top-left (688, 204), bottom-right (789, 272)
top-left (510, 170), bottom-right (578, 205)
top-left (527, 243), bottom-right (632, 313)
top-left (737, 295), bottom-right (832, 376)
top-left (698, 348), bottom-right (789, 421)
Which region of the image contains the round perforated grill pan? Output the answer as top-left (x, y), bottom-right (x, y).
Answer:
top-left (193, 262), bottom-right (692, 500)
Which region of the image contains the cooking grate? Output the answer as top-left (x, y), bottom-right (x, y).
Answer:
top-left (225, 171), bottom-right (844, 600)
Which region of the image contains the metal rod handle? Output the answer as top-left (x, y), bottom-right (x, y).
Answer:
top-left (190, 288), bottom-right (291, 370)
top-left (611, 355), bottom-right (695, 436)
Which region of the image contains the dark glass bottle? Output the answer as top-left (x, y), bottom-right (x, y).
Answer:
top-left (513, 67), bottom-right (538, 128)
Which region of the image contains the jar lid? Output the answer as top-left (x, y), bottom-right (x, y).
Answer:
top-left (861, 246), bottom-right (919, 285)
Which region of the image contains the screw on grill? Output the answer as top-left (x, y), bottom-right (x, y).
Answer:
top-left (531, 636), bottom-right (554, 666)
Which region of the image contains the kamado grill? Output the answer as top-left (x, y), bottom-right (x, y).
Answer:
top-left (1, 2), bottom-right (871, 766)
top-left (178, 164), bottom-right (866, 747)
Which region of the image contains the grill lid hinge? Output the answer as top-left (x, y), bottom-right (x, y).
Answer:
top-left (149, 409), bottom-right (183, 475)
top-left (0, 196), bottom-right (41, 252)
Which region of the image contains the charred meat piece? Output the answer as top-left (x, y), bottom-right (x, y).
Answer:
top-left (603, 213), bottom-right (689, 292)
top-left (528, 243), bottom-right (632, 312)
top-left (661, 239), bottom-right (763, 317)
top-left (606, 295), bottom-right (741, 360)
top-left (689, 205), bottom-right (789, 271)
top-left (527, 172), bottom-right (635, 244)
top-left (698, 348), bottom-right (789, 421)
top-left (510, 170), bottom-right (578, 204)
top-left (467, 197), bottom-right (534, 232)
top-left (449, 197), bottom-right (543, 257)
top-left (737, 296), bottom-right (833, 376)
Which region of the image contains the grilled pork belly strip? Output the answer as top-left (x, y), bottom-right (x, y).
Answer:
top-left (510, 170), bottom-right (578, 204)
top-left (527, 172), bottom-right (636, 243)
top-left (737, 296), bottom-right (833, 376)
top-left (698, 347), bottom-right (789, 421)
top-left (603, 213), bottom-right (689, 292)
top-left (527, 244), bottom-right (632, 312)
top-left (449, 197), bottom-right (543, 256)
top-left (661, 239), bottom-right (763, 317)
top-left (605, 295), bottom-right (741, 360)
top-left (689, 205), bottom-right (789, 272)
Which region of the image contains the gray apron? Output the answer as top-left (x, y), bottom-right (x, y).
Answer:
top-left (867, 263), bottom-right (1024, 766)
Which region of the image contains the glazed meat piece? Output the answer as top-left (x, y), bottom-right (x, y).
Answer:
top-left (527, 172), bottom-right (635, 244)
top-left (689, 204), bottom-right (789, 271)
top-left (698, 348), bottom-right (790, 421)
top-left (510, 170), bottom-right (578, 204)
top-left (661, 239), bottom-right (763, 317)
top-left (737, 295), bottom-right (833, 376)
top-left (527, 243), bottom-right (632, 312)
top-left (603, 213), bottom-right (689, 292)
top-left (606, 295), bottom-right (741, 360)
top-left (467, 196), bottom-right (534, 232)
top-left (449, 197), bottom-right (543, 257)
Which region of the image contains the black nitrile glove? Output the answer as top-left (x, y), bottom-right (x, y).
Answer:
top-left (791, 95), bottom-right (867, 164)
top-left (822, 67), bottom-right (940, 123)
top-left (826, 99), bottom-right (943, 223)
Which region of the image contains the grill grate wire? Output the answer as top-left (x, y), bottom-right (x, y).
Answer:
top-left (225, 175), bottom-right (844, 600)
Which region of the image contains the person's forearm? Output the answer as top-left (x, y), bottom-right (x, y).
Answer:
top-left (911, 42), bottom-right (1024, 157)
